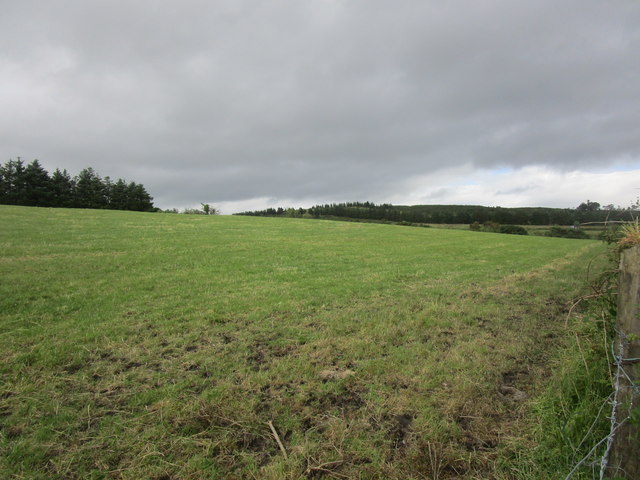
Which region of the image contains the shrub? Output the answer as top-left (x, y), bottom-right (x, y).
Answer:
top-left (546, 226), bottom-right (590, 239)
top-left (183, 208), bottom-right (207, 215)
top-left (599, 225), bottom-right (622, 244)
top-left (499, 225), bottom-right (528, 235)
top-left (483, 221), bottom-right (500, 232)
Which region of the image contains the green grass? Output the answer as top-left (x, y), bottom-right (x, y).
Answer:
top-left (0, 205), bottom-right (612, 479)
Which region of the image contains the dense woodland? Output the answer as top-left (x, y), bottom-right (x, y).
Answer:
top-left (237, 201), bottom-right (638, 225)
top-left (0, 158), bottom-right (155, 211)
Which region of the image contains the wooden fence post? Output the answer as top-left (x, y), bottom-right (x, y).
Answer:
top-left (607, 245), bottom-right (640, 478)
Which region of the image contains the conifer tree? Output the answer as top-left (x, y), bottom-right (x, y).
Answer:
top-left (1, 159), bottom-right (155, 211)
top-left (50, 169), bottom-right (75, 208)
top-left (108, 178), bottom-right (130, 210)
top-left (74, 167), bottom-right (107, 209)
top-left (125, 182), bottom-right (154, 211)
top-left (23, 160), bottom-right (52, 206)
top-left (0, 158), bottom-right (27, 205)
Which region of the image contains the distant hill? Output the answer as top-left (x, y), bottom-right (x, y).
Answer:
top-left (237, 201), bottom-right (638, 226)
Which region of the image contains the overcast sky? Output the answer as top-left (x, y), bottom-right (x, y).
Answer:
top-left (2, 0), bottom-right (639, 213)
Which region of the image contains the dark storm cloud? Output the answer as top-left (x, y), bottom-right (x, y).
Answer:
top-left (1, 0), bottom-right (639, 209)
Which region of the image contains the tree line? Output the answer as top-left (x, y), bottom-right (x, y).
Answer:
top-left (236, 201), bottom-right (639, 225)
top-left (0, 158), bottom-right (155, 211)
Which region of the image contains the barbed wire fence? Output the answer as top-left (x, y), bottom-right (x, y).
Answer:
top-left (564, 338), bottom-right (638, 479)
top-left (565, 245), bottom-right (639, 480)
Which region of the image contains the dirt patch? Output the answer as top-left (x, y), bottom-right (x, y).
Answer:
top-left (6, 425), bottom-right (23, 439)
top-left (246, 341), bottom-right (297, 371)
top-left (455, 414), bottom-right (473, 432)
top-left (247, 349), bottom-right (266, 371)
top-left (62, 363), bottom-right (82, 374)
top-left (177, 409), bottom-right (278, 468)
top-left (253, 381), bottom-right (299, 415)
top-left (499, 385), bottom-right (528, 402)
top-left (437, 330), bottom-right (454, 351)
top-left (544, 295), bottom-right (569, 314)
top-left (455, 414), bottom-right (499, 452)
top-left (218, 333), bottom-right (235, 344)
top-left (502, 368), bottom-right (530, 386)
top-left (113, 361), bottom-right (143, 374)
top-left (301, 416), bottom-right (323, 434)
top-left (390, 413), bottom-right (415, 450)
top-left (474, 316), bottom-right (491, 328)
top-left (244, 435), bottom-right (272, 467)
top-left (304, 384), bottom-right (365, 416)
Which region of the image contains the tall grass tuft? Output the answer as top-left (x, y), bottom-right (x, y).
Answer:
top-left (617, 219), bottom-right (640, 249)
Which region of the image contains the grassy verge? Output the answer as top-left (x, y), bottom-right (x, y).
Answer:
top-left (0, 206), bottom-right (611, 479)
top-left (526, 315), bottom-right (613, 480)
top-left (523, 241), bottom-right (620, 480)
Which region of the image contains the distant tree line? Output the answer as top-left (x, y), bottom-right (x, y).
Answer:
top-left (0, 158), bottom-right (155, 211)
top-left (160, 203), bottom-right (219, 215)
top-left (236, 201), bottom-right (639, 225)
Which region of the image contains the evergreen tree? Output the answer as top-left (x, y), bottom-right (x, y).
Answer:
top-left (0, 162), bottom-right (7, 204)
top-left (0, 158), bottom-right (27, 205)
top-left (102, 176), bottom-right (113, 208)
top-left (23, 160), bottom-right (52, 206)
top-left (74, 167), bottom-right (107, 209)
top-left (0, 159), bottom-right (155, 211)
top-left (125, 182), bottom-right (154, 211)
top-left (108, 178), bottom-right (130, 210)
top-left (50, 169), bottom-right (75, 207)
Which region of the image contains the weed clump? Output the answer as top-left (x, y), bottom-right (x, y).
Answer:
top-left (617, 219), bottom-right (640, 249)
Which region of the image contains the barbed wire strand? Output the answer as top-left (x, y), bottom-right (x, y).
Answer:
top-left (576, 392), bottom-right (614, 454)
top-left (564, 332), bottom-right (639, 480)
top-left (565, 419), bottom-right (627, 480)
top-left (598, 338), bottom-right (624, 480)
top-left (598, 333), bottom-right (637, 479)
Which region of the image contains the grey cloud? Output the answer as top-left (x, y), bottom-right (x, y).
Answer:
top-left (1, 0), bottom-right (639, 209)
top-left (496, 185), bottom-right (535, 196)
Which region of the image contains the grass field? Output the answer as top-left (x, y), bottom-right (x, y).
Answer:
top-left (0, 206), bottom-right (611, 479)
